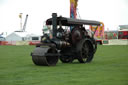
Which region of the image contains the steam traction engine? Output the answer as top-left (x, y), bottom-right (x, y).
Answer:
top-left (31, 13), bottom-right (101, 66)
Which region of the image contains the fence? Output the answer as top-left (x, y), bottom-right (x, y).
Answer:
top-left (1, 40), bottom-right (128, 45)
top-left (106, 39), bottom-right (128, 45)
top-left (0, 41), bottom-right (40, 45)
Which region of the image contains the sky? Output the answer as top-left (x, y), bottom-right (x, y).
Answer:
top-left (0, 0), bottom-right (128, 35)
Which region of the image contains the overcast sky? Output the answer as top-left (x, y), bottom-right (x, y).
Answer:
top-left (0, 0), bottom-right (128, 35)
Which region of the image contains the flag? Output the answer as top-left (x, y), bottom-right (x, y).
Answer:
top-left (70, 0), bottom-right (78, 19)
top-left (70, 0), bottom-right (78, 30)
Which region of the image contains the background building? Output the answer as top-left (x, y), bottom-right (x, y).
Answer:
top-left (6, 32), bottom-right (41, 41)
top-left (118, 25), bottom-right (128, 39)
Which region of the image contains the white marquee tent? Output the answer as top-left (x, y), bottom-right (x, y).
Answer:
top-left (6, 32), bottom-right (41, 41)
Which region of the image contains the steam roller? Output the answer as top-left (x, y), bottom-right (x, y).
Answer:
top-left (31, 13), bottom-right (101, 66)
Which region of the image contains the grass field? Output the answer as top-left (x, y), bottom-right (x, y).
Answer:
top-left (0, 45), bottom-right (128, 85)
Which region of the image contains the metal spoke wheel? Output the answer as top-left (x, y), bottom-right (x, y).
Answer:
top-left (77, 39), bottom-right (94, 63)
top-left (60, 56), bottom-right (73, 63)
top-left (60, 49), bottom-right (74, 63)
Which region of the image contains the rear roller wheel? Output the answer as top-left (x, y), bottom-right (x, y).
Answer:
top-left (31, 47), bottom-right (58, 66)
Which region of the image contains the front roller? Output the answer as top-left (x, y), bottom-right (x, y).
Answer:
top-left (31, 47), bottom-right (59, 66)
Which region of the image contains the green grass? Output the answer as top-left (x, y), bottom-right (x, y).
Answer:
top-left (0, 45), bottom-right (128, 85)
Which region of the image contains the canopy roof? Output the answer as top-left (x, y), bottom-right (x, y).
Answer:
top-left (46, 17), bottom-right (101, 26)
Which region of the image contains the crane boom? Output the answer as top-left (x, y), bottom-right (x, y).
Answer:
top-left (22, 14), bottom-right (28, 32)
